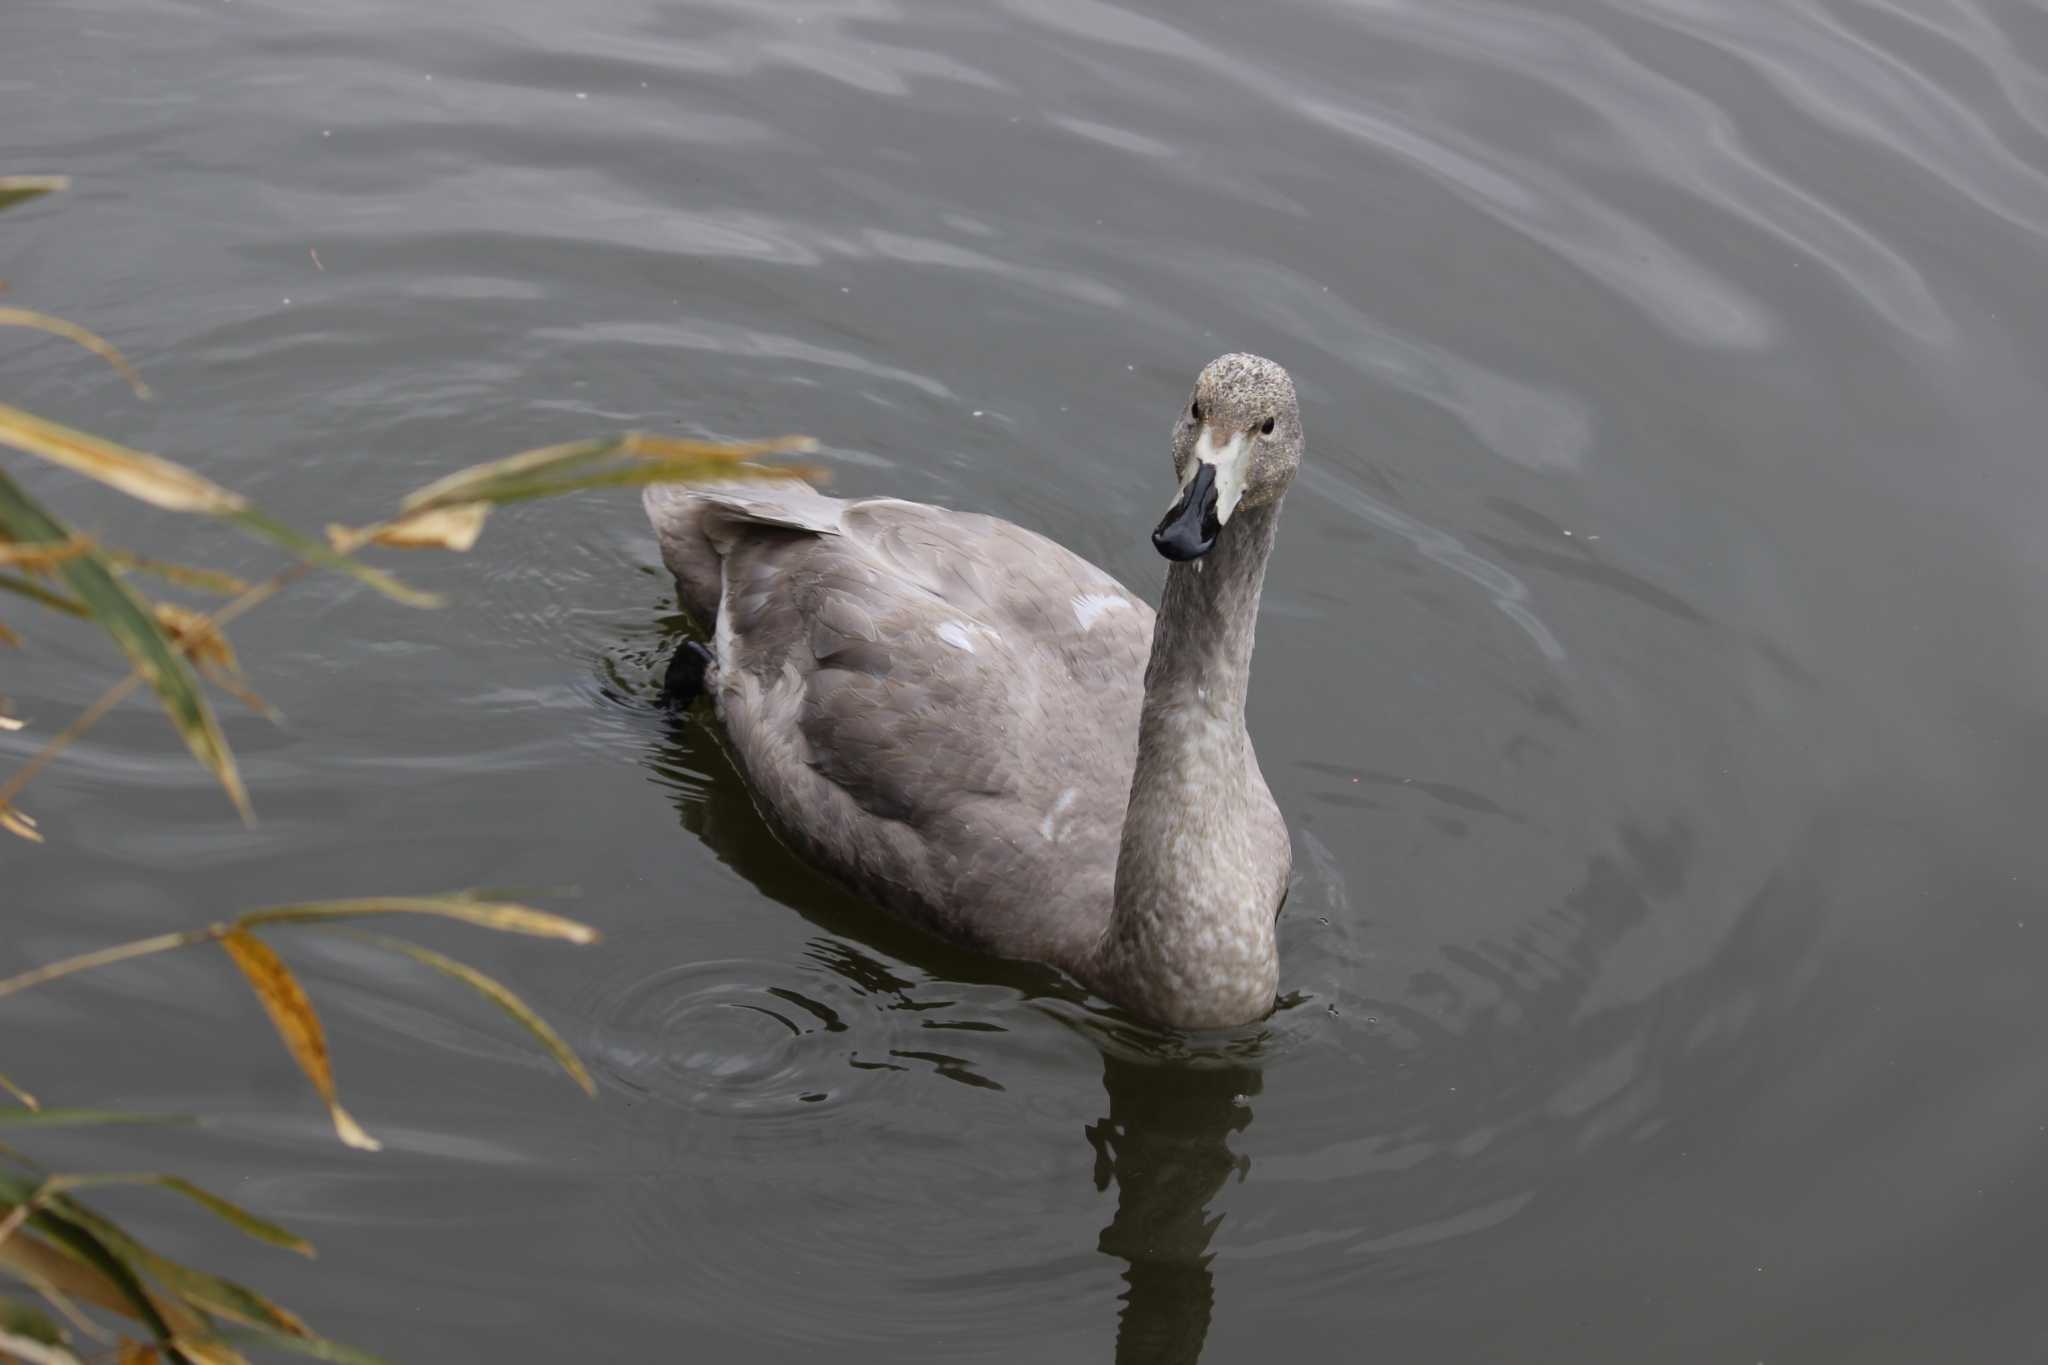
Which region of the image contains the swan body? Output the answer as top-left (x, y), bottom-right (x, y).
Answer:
top-left (645, 354), bottom-right (1302, 1028)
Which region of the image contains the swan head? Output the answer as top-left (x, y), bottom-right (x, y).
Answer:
top-left (1154, 353), bottom-right (1302, 561)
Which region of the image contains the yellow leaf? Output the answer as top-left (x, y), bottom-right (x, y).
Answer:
top-left (0, 405), bottom-right (244, 515)
top-left (327, 502), bottom-right (489, 553)
top-left (0, 807), bottom-right (40, 844)
top-left (217, 932), bottom-right (379, 1152)
top-left (0, 308), bottom-right (149, 399)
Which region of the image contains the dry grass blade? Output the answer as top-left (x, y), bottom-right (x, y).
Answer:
top-left (217, 932), bottom-right (378, 1152)
top-left (0, 472), bottom-right (248, 821)
top-left (353, 934), bottom-right (593, 1096)
top-left (0, 1078), bottom-right (35, 1112)
top-left (102, 555), bottom-right (249, 597)
top-left (0, 539), bottom-right (89, 571)
top-left (327, 503), bottom-right (486, 554)
top-left (0, 179), bottom-right (68, 215)
top-left (39, 1178), bottom-right (309, 1258)
top-left (0, 407), bottom-right (237, 515)
top-left (0, 931), bottom-right (210, 1002)
top-left (238, 896), bottom-right (597, 944)
top-left (0, 310), bottom-right (148, 399)
top-left (0, 807), bottom-right (41, 844)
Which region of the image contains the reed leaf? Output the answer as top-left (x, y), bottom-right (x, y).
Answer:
top-left (0, 805), bottom-right (39, 843)
top-left (0, 572), bottom-right (88, 617)
top-left (0, 310), bottom-right (148, 399)
top-left (32, 1194), bottom-right (308, 1339)
top-left (0, 471), bottom-right (247, 820)
top-left (102, 555), bottom-right (249, 598)
top-left (394, 431), bottom-right (815, 514)
top-left (211, 1322), bottom-right (390, 1365)
top-left (37, 1178), bottom-right (308, 1258)
top-left (350, 934), bottom-right (593, 1096)
top-left (0, 1114), bottom-right (192, 1131)
top-left (0, 1077), bottom-right (35, 1112)
top-left (0, 407), bottom-right (239, 516)
top-left (0, 1325), bottom-right (84, 1364)
top-left (0, 179), bottom-right (68, 215)
top-left (0, 931), bottom-right (212, 1001)
top-left (238, 896), bottom-right (597, 944)
top-left (216, 933), bottom-right (377, 1152)
top-left (0, 1296), bottom-right (66, 1347)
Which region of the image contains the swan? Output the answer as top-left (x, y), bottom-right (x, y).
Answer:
top-left (644, 353), bottom-right (1301, 1029)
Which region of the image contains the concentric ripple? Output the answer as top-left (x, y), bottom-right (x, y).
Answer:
top-left (591, 957), bottom-right (878, 1117)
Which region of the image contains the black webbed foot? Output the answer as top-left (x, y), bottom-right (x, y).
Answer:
top-left (663, 640), bottom-right (716, 710)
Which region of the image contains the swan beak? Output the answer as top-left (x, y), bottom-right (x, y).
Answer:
top-left (1153, 460), bottom-right (1220, 561)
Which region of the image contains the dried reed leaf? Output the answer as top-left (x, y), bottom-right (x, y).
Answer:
top-left (217, 932), bottom-right (378, 1152)
top-left (0, 309), bottom-right (148, 399)
top-left (238, 896), bottom-right (597, 944)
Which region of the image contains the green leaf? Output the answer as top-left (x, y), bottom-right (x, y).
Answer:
top-left (0, 1294), bottom-right (66, 1345)
top-left (17, 1188), bottom-right (308, 1340)
top-left (0, 1111), bottom-right (194, 1130)
top-left (0, 1186), bottom-right (177, 1348)
top-left (38, 1178), bottom-right (308, 1257)
top-left (0, 179), bottom-right (68, 214)
top-left (0, 469), bottom-right (248, 820)
top-left (351, 934), bottom-right (593, 1095)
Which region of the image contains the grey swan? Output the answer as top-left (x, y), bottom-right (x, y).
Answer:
top-left (644, 353), bottom-right (1301, 1029)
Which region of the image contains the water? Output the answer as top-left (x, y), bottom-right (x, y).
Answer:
top-left (7, 0), bottom-right (2048, 1358)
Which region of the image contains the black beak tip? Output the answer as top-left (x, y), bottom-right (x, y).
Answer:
top-left (1152, 525), bottom-right (1214, 561)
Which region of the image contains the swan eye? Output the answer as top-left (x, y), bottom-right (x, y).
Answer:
top-left (1190, 401), bottom-right (1203, 422)
top-left (1261, 417), bottom-right (1276, 436)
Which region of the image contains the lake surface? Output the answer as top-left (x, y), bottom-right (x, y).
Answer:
top-left (8, 0), bottom-right (2048, 1358)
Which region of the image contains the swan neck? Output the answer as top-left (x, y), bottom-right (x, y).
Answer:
top-left (1100, 498), bottom-right (1283, 1029)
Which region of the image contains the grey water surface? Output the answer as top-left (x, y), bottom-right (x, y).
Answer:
top-left (7, 0), bottom-right (2048, 1359)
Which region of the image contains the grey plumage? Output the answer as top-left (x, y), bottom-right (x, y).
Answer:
top-left (645, 354), bottom-right (1302, 1029)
